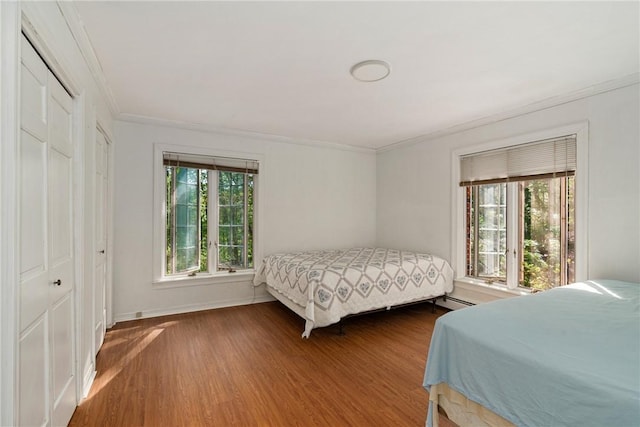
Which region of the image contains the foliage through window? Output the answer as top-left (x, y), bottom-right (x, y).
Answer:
top-left (461, 135), bottom-right (576, 291)
top-left (164, 155), bottom-right (256, 276)
top-left (466, 178), bottom-right (575, 291)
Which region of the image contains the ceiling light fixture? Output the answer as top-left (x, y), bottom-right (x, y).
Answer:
top-left (350, 60), bottom-right (391, 82)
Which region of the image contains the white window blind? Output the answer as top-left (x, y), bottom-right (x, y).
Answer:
top-left (459, 135), bottom-right (576, 186)
top-left (163, 151), bottom-right (259, 174)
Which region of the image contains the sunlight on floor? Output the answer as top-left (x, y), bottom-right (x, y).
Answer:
top-left (84, 326), bottom-right (166, 401)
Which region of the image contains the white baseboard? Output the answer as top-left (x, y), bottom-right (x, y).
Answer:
top-left (113, 294), bottom-right (275, 324)
top-left (82, 366), bottom-right (96, 400)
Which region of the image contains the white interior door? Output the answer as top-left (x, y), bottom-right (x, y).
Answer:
top-left (94, 130), bottom-right (109, 353)
top-left (19, 34), bottom-right (76, 427)
top-left (47, 58), bottom-right (76, 427)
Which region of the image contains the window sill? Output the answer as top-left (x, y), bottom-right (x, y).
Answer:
top-left (454, 277), bottom-right (530, 299)
top-left (153, 270), bottom-right (255, 289)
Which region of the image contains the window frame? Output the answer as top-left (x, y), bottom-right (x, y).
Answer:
top-left (153, 143), bottom-right (263, 287)
top-left (451, 123), bottom-right (589, 294)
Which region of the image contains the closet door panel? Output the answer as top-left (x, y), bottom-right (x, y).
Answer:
top-left (20, 37), bottom-right (47, 142)
top-left (19, 316), bottom-right (49, 427)
top-left (50, 294), bottom-right (76, 427)
top-left (20, 130), bottom-right (48, 330)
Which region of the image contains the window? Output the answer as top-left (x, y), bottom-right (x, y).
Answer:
top-left (162, 151), bottom-right (258, 277)
top-left (460, 135), bottom-right (576, 291)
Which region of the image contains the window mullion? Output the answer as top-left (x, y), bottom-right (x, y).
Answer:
top-left (243, 174), bottom-right (248, 268)
top-left (560, 177), bottom-right (568, 286)
top-left (209, 170), bottom-right (218, 273)
top-left (171, 168), bottom-right (177, 275)
top-left (506, 182), bottom-right (519, 289)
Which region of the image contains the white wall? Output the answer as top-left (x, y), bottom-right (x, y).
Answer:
top-left (112, 120), bottom-right (376, 321)
top-left (377, 83), bottom-right (640, 303)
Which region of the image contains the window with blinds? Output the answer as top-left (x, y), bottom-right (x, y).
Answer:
top-left (460, 135), bottom-right (576, 186)
top-left (461, 135), bottom-right (576, 291)
top-left (163, 152), bottom-right (258, 276)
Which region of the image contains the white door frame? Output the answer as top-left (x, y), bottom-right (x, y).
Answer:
top-left (0, 2), bottom-right (21, 425)
top-left (93, 125), bottom-right (113, 352)
top-left (97, 124), bottom-right (115, 330)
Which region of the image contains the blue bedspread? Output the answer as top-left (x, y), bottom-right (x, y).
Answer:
top-left (423, 280), bottom-right (640, 427)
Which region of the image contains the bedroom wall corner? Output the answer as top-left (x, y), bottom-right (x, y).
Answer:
top-left (112, 120), bottom-right (377, 321)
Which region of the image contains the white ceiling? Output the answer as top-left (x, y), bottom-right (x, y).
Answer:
top-left (73, 1), bottom-right (639, 149)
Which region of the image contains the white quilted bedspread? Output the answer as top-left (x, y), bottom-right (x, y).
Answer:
top-left (253, 248), bottom-right (454, 337)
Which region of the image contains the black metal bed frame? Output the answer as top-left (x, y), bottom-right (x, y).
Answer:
top-left (336, 294), bottom-right (446, 335)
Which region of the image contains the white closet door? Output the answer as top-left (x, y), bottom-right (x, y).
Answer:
top-left (94, 130), bottom-right (108, 353)
top-left (19, 35), bottom-right (51, 427)
top-left (47, 64), bottom-right (76, 427)
top-left (19, 34), bottom-right (77, 427)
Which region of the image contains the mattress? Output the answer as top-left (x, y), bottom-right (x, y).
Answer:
top-left (423, 280), bottom-right (640, 427)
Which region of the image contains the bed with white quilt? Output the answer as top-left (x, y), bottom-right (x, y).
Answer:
top-left (423, 279), bottom-right (640, 427)
top-left (253, 247), bottom-right (454, 338)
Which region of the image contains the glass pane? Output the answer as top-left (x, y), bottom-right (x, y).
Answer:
top-left (232, 246), bottom-right (242, 265)
top-left (219, 226), bottom-right (230, 245)
top-left (199, 170), bottom-right (208, 272)
top-left (186, 168), bottom-right (198, 184)
top-left (165, 167), bottom-right (173, 275)
top-left (219, 206), bottom-right (230, 225)
top-left (220, 245), bottom-right (242, 267)
top-left (247, 174), bottom-right (254, 268)
top-left (232, 173), bottom-right (244, 186)
top-left (176, 184), bottom-right (187, 205)
top-left (566, 176), bottom-right (575, 284)
top-left (219, 189), bottom-right (230, 206)
top-left (218, 246), bottom-right (230, 266)
top-left (188, 205), bottom-right (198, 224)
top-left (520, 177), bottom-right (574, 291)
top-left (231, 206), bottom-right (244, 226)
top-left (176, 250), bottom-right (187, 272)
top-left (475, 183), bottom-right (507, 279)
top-left (216, 171), bottom-right (254, 271)
top-left (169, 167), bottom-right (200, 274)
top-left (187, 184), bottom-right (198, 205)
top-left (176, 167), bottom-right (187, 182)
top-left (176, 205), bottom-right (187, 225)
top-left (232, 184), bottom-right (244, 205)
top-left (219, 171), bottom-right (231, 189)
top-left (176, 226), bottom-right (187, 247)
top-left (232, 226), bottom-right (244, 246)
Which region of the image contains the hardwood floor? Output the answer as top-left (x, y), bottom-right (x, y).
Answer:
top-left (69, 301), bottom-right (452, 427)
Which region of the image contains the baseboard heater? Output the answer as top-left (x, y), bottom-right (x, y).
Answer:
top-left (438, 295), bottom-right (476, 310)
top-left (444, 296), bottom-right (475, 307)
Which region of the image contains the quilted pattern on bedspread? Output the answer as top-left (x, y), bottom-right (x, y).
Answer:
top-left (253, 248), bottom-right (454, 336)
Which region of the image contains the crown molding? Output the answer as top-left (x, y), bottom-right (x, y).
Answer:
top-left (47, 4), bottom-right (639, 157)
top-left (121, 72), bottom-right (638, 155)
top-left (57, 1), bottom-right (120, 116)
top-left (117, 113), bottom-right (376, 154)
top-left (378, 72), bottom-right (640, 153)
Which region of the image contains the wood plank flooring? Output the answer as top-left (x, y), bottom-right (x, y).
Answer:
top-left (69, 301), bottom-right (452, 427)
